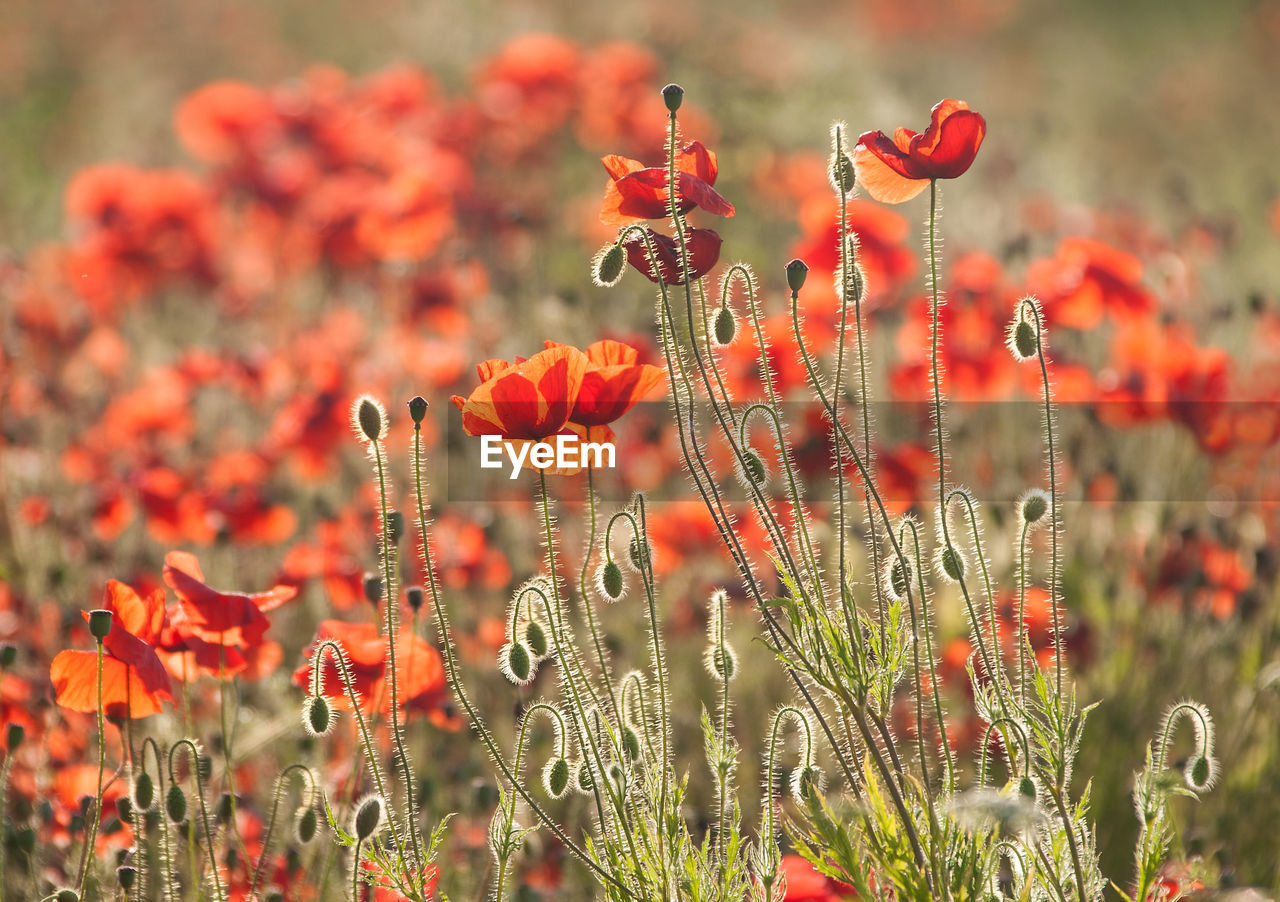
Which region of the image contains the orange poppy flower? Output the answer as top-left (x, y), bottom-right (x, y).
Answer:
top-left (599, 140), bottom-right (735, 227)
top-left (853, 99), bottom-right (986, 203)
top-left (622, 227), bottom-right (721, 285)
top-left (163, 551), bottom-right (297, 649)
top-left (450, 344), bottom-right (589, 441)
top-left (544, 339), bottom-right (666, 427)
top-left (50, 580), bottom-right (174, 719)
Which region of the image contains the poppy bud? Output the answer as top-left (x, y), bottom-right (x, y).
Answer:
top-left (6, 722), bottom-right (23, 751)
top-left (0, 644), bottom-right (16, 667)
top-left (1018, 775), bottom-right (1038, 800)
top-left (55, 889), bottom-right (80, 902)
top-left (621, 725), bottom-right (641, 760)
top-left (710, 305), bottom-right (737, 347)
top-left (785, 259), bottom-right (809, 294)
top-left (304, 695), bottom-right (333, 737)
top-left (132, 772), bottom-right (155, 811)
top-left (524, 620), bottom-right (549, 659)
top-left (831, 153), bottom-right (855, 193)
top-left (88, 609), bottom-right (113, 640)
top-left (738, 447), bottom-right (767, 487)
top-left (115, 796), bottom-right (132, 822)
top-left (408, 396), bottom-right (429, 425)
top-left (216, 792), bottom-right (235, 825)
top-left (295, 805), bottom-right (319, 844)
top-left (1020, 489), bottom-right (1050, 525)
top-left (790, 765), bottom-right (824, 803)
top-left (500, 641), bottom-right (534, 686)
top-left (628, 536), bottom-right (653, 573)
top-left (1186, 755), bottom-right (1217, 792)
top-left (575, 760), bottom-right (595, 793)
top-left (706, 645), bottom-right (737, 682)
top-left (285, 847), bottom-right (302, 871)
top-left (166, 784), bottom-right (187, 824)
top-left (352, 395), bottom-right (387, 443)
top-left (597, 560), bottom-right (625, 601)
top-left (386, 510), bottom-right (405, 546)
top-left (197, 755), bottom-right (213, 783)
top-left (354, 794), bottom-right (385, 841)
top-left (1011, 320), bottom-right (1038, 361)
top-left (543, 757), bottom-right (571, 799)
top-left (224, 846), bottom-right (239, 871)
top-left (661, 83), bottom-right (684, 113)
top-left (882, 556), bottom-right (913, 601)
top-left (116, 865), bottom-right (137, 891)
top-left (406, 585), bottom-right (425, 613)
top-left (592, 243), bottom-right (626, 287)
top-left (937, 545), bottom-right (965, 582)
top-left (363, 572), bottom-right (384, 606)
top-left (266, 891), bottom-right (285, 902)
top-left (15, 827), bottom-right (35, 854)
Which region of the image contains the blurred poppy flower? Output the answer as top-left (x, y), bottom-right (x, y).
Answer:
top-left (543, 339), bottom-right (666, 427)
top-left (623, 227), bottom-right (721, 284)
top-left (600, 141), bottom-right (734, 226)
top-left (450, 344), bottom-right (589, 441)
top-left (50, 580), bottom-right (174, 719)
top-left (163, 551), bottom-right (296, 650)
top-left (854, 99), bottom-right (986, 203)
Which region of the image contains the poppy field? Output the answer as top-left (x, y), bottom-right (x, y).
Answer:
top-left (3, 1), bottom-right (1280, 899)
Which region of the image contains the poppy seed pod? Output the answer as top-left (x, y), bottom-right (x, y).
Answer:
top-left (592, 242), bottom-right (626, 287)
top-left (362, 572), bottom-right (383, 606)
top-left (785, 259), bottom-right (810, 294)
top-left (598, 560), bottom-right (625, 601)
top-left (354, 794), bottom-right (385, 841)
top-left (406, 585), bottom-right (425, 613)
top-left (661, 83), bottom-right (684, 113)
top-left (88, 609), bottom-right (113, 640)
top-left (712, 305), bottom-right (736, 346)
top-left (408, 395), bottom-right (429, 425)
top-left (165, 784), bottom-right (187, 824)
top-left (352, 395), bottom-right (387, 443)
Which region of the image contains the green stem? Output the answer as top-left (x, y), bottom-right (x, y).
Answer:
top-left (76, 640), bottom-right (107, 899)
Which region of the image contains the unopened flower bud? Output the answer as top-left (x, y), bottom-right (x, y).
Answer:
top-left (304, 695), bottom-right (333, 736)
top-left (115, 796), bottom-right (132, 822)
top-left (55, 889), bottom-right (79, 902)
top-left (712, 306), bottom-right (736, 346)
top-left (785, 259), bottom-right (809, 294)
top-left (352, 395), bottom-right (387, 443)
top-left (197, 755), bottom-right (213, 783)
top-left (831, 153), bottom-right (855, 193)
top-left (1017, 775), bottom-right (1038, 799)
top-left (543, 757), bottom-right (571, 799)
top-left (524, 620), bottom-right (549, 659)
top-left (224, 845), bottom-right (239, 871)
top-left (937, 545), bottom-right (965, 582)
top-left (883, 557), bottom-right (912, 601)
top-left (621, 725), bottom-right (641, 760)
top-left (166, 784), bottom-right (188, 823)
top-left (1012, 320), bottom-right (1038, 361)
top-left (1020, 489), bottom-right (1050, 525)
top-left (500, 641), bottom-right (534, 686)
top-left (628, 536), bottom-right (652, 573)
top-left (575, 760), bottom-right (595, 793)
top-left (363, 573), bottom-right (383, 606)
top-left (408, 396), bottom-right (429, 425)
top-left (266, 889), bottom-right (285, 902)
top-left (386, 510), bottom-right (405, 546)
top-left (116, 865), bottom-right (137, 891)
top-left (661, 83), bottom-right (684, 113)
top-left (6, 722), bottom-right (24, 752)
top-left (131, 772), bottom-right (155, 811)
top-left (216, 792), bottom-right (234, 825)
top-left (739, 448), bottom-right (767, 487)
top-left (354, 794), bottom-right (385, 841)
top-left (592, 243), bottom-right (626, 287)
top-left (598, 560), bottom-right (625, 601)
top-left (0, 644), bottom-right (16, 667)
top-left (790, 765), bottom-right (824, 804)
top-left (88, 609), bottom-right (113, 640)
top-left (295, 805), bottom-right (319, 844)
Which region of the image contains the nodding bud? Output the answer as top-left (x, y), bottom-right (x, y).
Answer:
top-left (1017, 775), bottom-right (1038, 800)
top-left (738, 447), bottom-right (767, 487)
top-left (785, 259), bottom-right (810, 294)
top-left (790, 765), bottom-right (824, 804)
top-left (216, 792), bottom-right (234, 825)
top-left (225, 846), bottom-right (239, 871)
top-left (362, 573), bottom-right (383, 606)
top-left (500, 641), bottom-right (535, 686)
top-left (116, 865), bottom-right (137, 891)
top-left (406, 585), bottom-right (425, 613)
top-left (883, 556), bottom-right (913, 601)
top-left (55, 889), bottom-right (80, 902)
top-left (524, 620), bottom-right (549, 659)
top-left (1020, 489), bottom-right (1050, 526)
top-left (304, 695), bottom-right (333, 736)
top-left (831, 153), bottom-right (855, 193)
top-left (386, 510), bottom-right (405, 545)
top-left (88, 609), bottom-right (113, 640)
top-left (598, 560), bottom-right (625, 601)
top-left (621, 725), bottom-right (641, 760)
top-left (295, 805), bottom-right (319, 844)
top-left (197, 755), bottom-right (213, 783)
top-left (706, 645), bottom-right (738, 682)
top-left (354, 794), bottom-right (385, 841)
top-left (937, 545), bottom-right (965, 582)
top-left (627, 536), bottom-right (653, 573)
top-left (6, 722), bottom-right (24, 752)
top-left (115, 796), bottom-right (132, 822)
top-left (352, 395), bottom-right (388, 443)
top-left (408, 396), bottom-right (429, 425)
top-left (661, 83), bottom-right (684, 113)
top-left (131, 772), bottom-right (155, 811)
top-left (0, 643), bottom-right (16, 667)
top-left (1010, 320), bottom-right (1038, 361)
top-left (543, 757), bottom-right (571, 799)
top-left (266, 891), bottom-right (285, 902)
top-left (712, 305), bottom-right (736, 346)
top-left (165, 784), bottom-right (187, 824)
top-left (575, 760), bottom-right (595, 793)
top-left (592, 243), bottom-right (626, 287)
top-left (1187, 755), bottom-right (1216, 792)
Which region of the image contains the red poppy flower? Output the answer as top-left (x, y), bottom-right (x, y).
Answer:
top-left (600, 141), bottom-right (735, 227)
top-left (163, 551), bottom-right (297, 650)
top-left (450, 344), bottom-right (590, 441)
top-left (854, 99), bottom-right (986, 203)
top-left (544, 339), bottom-right (666, 427)
top-left (50, 580), bottom-right (174, 719)
top-left (623, 227), bottom-right (721, 285)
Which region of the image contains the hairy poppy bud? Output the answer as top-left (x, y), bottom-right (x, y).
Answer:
top-left (937, 545), bottom-right (965, 582)
top-left (132, 772), bottom-right (155, 811)
top-left (266, 890), bottom-right (285, 902)
top-left (6, 722), bottom-right (23, 752)
top-left (1020, 489), bottom-right (1050, 525)
top-left (883, 556), bottom-right (913, 601)
top-left (575, 760), bottom-right (595, 793)
top-left (224, 846), bottom-right (239, 871)
top-left (55, 889), bottom-right (80, 902)
top-left (363, 572), bottom-right (383, 606)
top-left (408, 396), bottom-right (429, 425)
top-left (628, 536), bottom-right (653, 573)
top-left (0, 644), bottom-right (15, 667)
top-left (15, 826), bottom-right (35, 855)
top-left (352, 395), bottom-right (387, 443)
top-left (88, 609), bottom-right (113, 640)
top-left (197, 755), bottom-right (213, 783)
top-left (406, 585), bottom-right (425, 613)
top-left (598, 560), bottom-right (625, 601)
top-left (285, 848), bottom-right (302, 872)
top-left (1187, 755), bottom-right (1217, 792)
top-left (115, 796), bottom-right (132, 822)
top-left (386, 510), bottom-right (405, 546)
top-left (791, 765), bottom-right (824, 804)
top-left (116, 865), bottom-right (137, 891)
top-left (738, 447), bottom-right (767, 487)
top-left (354, 794), bottom-right (385, 841)
top-left (216, 792), bottom-right (235, 825)
top-left (1018, 775), bottom-right (1038, 799)
top-left (712, 306), bottom-right (736, 346)
top-left (661, 83), bottom-right (684, 113)
top-left (706, 645), bottom-right (737, 682)
top-left (621, 725), bottom-right (641, 760)
top-left (523, 620), bottom-right (549, 659)
top-left (166, 784), bottom-right (187, 824)
top-left (592, 243), bottom-right (626, 287)
top-left (304, 695), bottom-right (333, 737)
top-left (785, 259), bottom-right (809, 294)
top-left (295, 805), bottom-right (319, 844)
top-left (831, 153), bottom-right (855, 193)
top-left (543, 757), bottom-right (571, 799)
top-left (500, 641), bottom-right (534, 686)
top-left (1011, 320), bottom-right (1038, 361)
